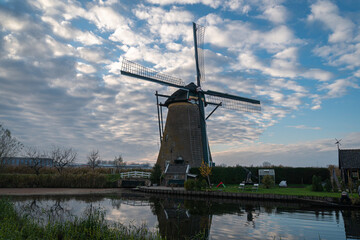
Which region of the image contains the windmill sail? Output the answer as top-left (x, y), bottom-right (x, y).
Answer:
top-left (121, 58), bottom-right (185, 88)
top-left (194, 23), bottom-right (206, 83)
top-left (193, 22), bottom-right (211, 165)
top-left (204, 90), bottom-right (261, 112)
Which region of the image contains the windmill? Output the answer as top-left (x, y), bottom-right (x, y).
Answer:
top-left (120, 23), bottom-right (261, 169)
top-left (335, 138), bottom-right (342, 150)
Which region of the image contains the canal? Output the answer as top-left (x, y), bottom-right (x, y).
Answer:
top-left (10, 190), bottom-right (360, 240)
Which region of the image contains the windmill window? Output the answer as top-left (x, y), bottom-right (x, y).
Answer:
top-left (352, 171), bottom-right (358, 178)
top-left (165, 135), bottom-right (169, 142)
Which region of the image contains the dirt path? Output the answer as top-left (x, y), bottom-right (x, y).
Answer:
top-left (0, 188), bottom-right (121, 196)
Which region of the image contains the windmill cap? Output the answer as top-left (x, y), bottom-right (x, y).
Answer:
top-left (164, 82), bottom-right (198, 107)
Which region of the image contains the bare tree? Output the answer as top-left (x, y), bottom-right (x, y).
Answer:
top-left (25, 147), bottom-right (45, 175)
top-left (87, 149), bottom-right (101, 171)
top-left (0, 124), bottom-right (23, 165)
top-left (114, 154), bottom-right (125, 173)
top-left (262, 161), bottom-right (272, 167)
top-left (49, 146), bottom-right (77, 174)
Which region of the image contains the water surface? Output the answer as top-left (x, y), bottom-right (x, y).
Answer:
top-left (10, 191), bottom-right (360, 240)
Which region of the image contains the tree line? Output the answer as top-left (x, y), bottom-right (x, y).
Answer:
top-left (0, 123), bottom-right (125, 175)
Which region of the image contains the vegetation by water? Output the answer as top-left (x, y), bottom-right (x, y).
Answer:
top-left (0, 165), bottom-right (152, 188)
top-left (190, 166), bottom-right (330, 185)
top-left (0, 172), bottom-right (121, 188)
top-left (210, 184), bottom-right (360, 199)
top-left (0, 198), bottom-right (163, 240)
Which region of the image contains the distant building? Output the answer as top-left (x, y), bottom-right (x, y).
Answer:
top-left (339, 149), bottom-right (360, 184)
top-left (68, 162), bottom-right (152, 170)
top-left (1, 157), bottom-right (53, 167)
top-left (123, 163), bottom-right (152, 169)
top-left (258, 169), bottom-right (275, 184)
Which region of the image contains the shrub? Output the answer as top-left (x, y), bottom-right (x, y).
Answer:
top-left (324, 178), bottom-right (332, 192)
top-left (0, 173), bottom-right (114, 188)
top-left (352, 197), bottom-right (360, 206)
top-left (184, 179), bottom-right (196, 191)
top-left (200, 179), bottom-right (208, 189)
top-left (262, 175), bottom-right (274, 189)
top-left (194, 179), bottom-right (202, 191)
top-left (332, 179), bottom-right (339, 192)
top-left (312, 175), bottom-right (323, 192)
top-left (184, 179), bottom-right (208, 191)
top-left (150, 164), bottom-right (162, 185)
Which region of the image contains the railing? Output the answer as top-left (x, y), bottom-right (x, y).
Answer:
top-left (120, 171), bottom-right (151, 179)
top-left (121, 199), bottom-right (150, 206)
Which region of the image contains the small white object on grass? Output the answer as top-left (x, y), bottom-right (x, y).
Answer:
top-left (279, 181), bottom-right (287, 187)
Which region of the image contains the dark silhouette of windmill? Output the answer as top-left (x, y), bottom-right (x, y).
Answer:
top-left (120, 23), bottom-right (261, 169)
top-left (335, 138), bottom-right (342, 150)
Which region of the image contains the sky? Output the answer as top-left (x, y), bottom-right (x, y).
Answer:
top-left (0, 0), bottom-right (359, 167)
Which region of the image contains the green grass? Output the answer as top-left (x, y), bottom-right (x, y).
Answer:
top-left (0, 198), bottom-right (164, 240)
top-left (106, 173), bottom-right (121, 182)
top-left (211, 184), bottom-right (360, 198)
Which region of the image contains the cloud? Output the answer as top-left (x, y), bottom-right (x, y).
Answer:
top-left (308, 0), bottom-right (355, 43)
top-left (302, 69), bottom-right (333, 82)
top-left (236, 46), bottom-right (334, 84)
top-left (145, 0), bottom-right (222, 8)
top-left (203, 17), bottom-right (298, 53)
top-left (109, 26), bottom-right (151, 46)
top-left (42, 16), bottom-right (103, 45)
top-left (307, 1), bottom-right (359, 82)
top-left (76, 62), bottom-right (97, 74)
top-left (354, 70), bottom-right (360, 78)
top-left (286, 125), bottom-right (321, 130)
top-left (133, 5), bottom-right (194, 44)
top-left (259, 5), bottom-right (288, 24)
top-left (76, 46), bottom-right (109, 63)
top-left (320, 78), bottom-right (359, 98)
top-left (0, 8), bottom-right (29, 31)
top-left (29, 0), bottom-right (143, 48)
top-left (223, 0), bottom-right (251, 14)
top-left (135, 5), bottom-right (193, 24)
top-left (311, 105), bottom-right (321, 110)
top-left (313, 43), bottom-right (360, 75)
top-left (3, 33), bottom-right (75, 60)
top-left (269, 78), bottom-right (307, 93)
top-left (212, 132), bottom-right (360, 167)
top-left (85, 5), bottom-right (128, 31)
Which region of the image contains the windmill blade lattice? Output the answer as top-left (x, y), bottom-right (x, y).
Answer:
top-left (195, 23), bottom-right (206, 83)
top-left (205, 90), bottom-right (261, 112)
top-left (121, 58), bottom-right (186, 88)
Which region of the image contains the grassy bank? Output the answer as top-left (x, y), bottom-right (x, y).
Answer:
top-left (0, 198), bottom-right (163, 240)
top-left (211, 184), bottom-right (360, 199)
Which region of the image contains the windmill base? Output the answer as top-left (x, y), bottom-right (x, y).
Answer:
top-left (156, 102), bottom-right (206, 171)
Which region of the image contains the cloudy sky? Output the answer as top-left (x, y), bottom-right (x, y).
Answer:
top-left (0, 0), bottom-right (359, 167)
